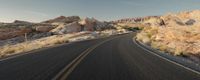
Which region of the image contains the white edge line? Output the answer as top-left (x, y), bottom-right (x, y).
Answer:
top-left (133, 38), bottom-right (200, 75)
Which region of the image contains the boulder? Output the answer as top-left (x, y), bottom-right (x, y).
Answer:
top-left (35, 26), bottom-right (54, 32)
top-left (185, 19), bottom-right (196, 25)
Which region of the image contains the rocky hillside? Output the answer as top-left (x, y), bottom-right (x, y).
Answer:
top-left (0, 15), bottom-right (130, 58)
top-left (136, 10), bottom-right (200, 59)
top-left (111, 16), bottom-right (165, 31)
top-left (112, 16), bottom-right (160, 23)
top-left (0, 16), bottom-right (115, 46)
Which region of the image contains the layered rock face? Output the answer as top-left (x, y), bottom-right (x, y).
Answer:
top-left (0, 28), bottom-right (32, 40)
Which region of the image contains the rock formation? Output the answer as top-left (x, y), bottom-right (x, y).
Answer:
top-left (42, 16), bottom-right (80, 24)
top-left (0, 16), bottom-right (113, 41)
top-left (0, 28), bottom-right (32, 40)
top-left (79, 17), bottom-right (96, 31)
top-left (51, 22), bottom-right (81, 34)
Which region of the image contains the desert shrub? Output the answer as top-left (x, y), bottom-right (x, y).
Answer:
top-left (174, 48), bottom-right (184, 56)
top-left (158, 45), bottom-right (168, 51)
top-left (150, 41), bottom-right (159, 49)
top-left (124, 27), bottom-right (141, 31)
top-left (2, 48), bottom-right (16, 54)
top-left (136, 32), bottom-right (151, 44)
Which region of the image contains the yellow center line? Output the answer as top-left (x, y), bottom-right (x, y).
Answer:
top-left (53, 35), bottom-right (122, 80)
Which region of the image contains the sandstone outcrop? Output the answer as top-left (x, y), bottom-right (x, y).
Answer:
top-left (51, 22), bottom-right (81, 34)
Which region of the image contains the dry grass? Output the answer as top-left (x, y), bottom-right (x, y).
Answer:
top-left (136, 21), bottom-right (200, 56)
top-left (136, 26), bottom-right (158, 44)
top-left (0, 32), bottom-right (90, 57)
top-left (0, 30), bottom-right (125, 58)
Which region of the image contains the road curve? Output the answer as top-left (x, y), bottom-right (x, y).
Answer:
top-left (0, 33), bottom-right (199, 80)
top-left (0, 35), bottom-right (115, 80)
top-left (66, 33), bottom-right (200, 80)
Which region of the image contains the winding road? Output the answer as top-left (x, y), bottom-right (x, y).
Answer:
top-left (0, 33), bottom-right (199, 80)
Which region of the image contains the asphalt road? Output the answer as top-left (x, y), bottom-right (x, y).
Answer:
top-left (0, 33), bottom-right (200, 80)
top-left (0, 36), bottom-right (111, 80)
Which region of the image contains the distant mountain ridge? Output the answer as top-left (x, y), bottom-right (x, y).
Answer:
top-left (41, 16), bottom-right (81, 24)
top-left (1, 10), bottom-right (200, 41)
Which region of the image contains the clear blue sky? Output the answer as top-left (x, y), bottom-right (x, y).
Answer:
top-left (0, 0), bottom-right (200, 22)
